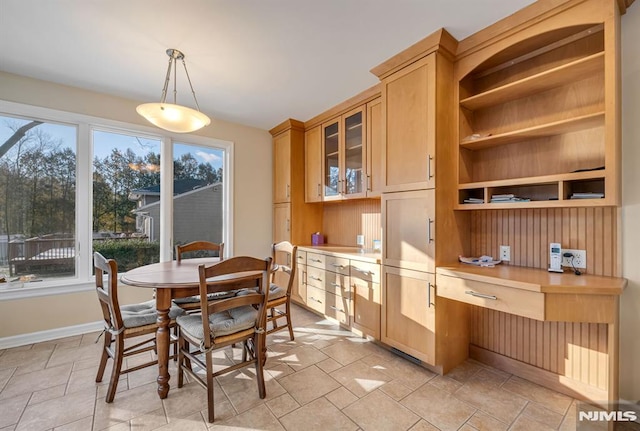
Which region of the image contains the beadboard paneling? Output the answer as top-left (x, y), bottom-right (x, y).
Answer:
top-left (322, 199), bottom-right (381, 248)
top-left (469, 207), bottom-right (619, 276)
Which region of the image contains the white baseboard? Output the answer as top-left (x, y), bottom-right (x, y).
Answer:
top-left (0, 321), bottom-right (103, 349)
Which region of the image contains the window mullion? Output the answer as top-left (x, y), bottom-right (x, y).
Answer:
top-left (159, 137), bottom-right (173, 262)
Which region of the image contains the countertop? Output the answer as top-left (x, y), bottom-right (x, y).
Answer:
top-left (298, 245), bottom-right (382, 264)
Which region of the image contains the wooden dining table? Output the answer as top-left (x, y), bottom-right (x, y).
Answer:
top-left (120, 257), bottom-right (263, 399)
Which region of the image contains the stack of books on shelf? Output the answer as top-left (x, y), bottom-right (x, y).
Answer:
top-left (490, 193), bottom-right (531, 203)
top-left (570, 192), bottom-right (604, 199)
top-left (463, 197), bottom-right (484, 204)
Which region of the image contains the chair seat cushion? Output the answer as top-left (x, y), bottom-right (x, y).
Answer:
top-left (121, 299), bottom-right (185, 328)
top-left (176, 305), bottom-right (257, 340)
top-left (236, 284), bottom-right (285, 300)
top-left (173, 291), bottom-right (236, 305)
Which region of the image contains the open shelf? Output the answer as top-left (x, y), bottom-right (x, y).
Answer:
top-left (459, 112), bottom-right (604, 150)
top-left (458, 169), bottom-right (605, 190)
top-left (459, 52), bottom-right (604, 111)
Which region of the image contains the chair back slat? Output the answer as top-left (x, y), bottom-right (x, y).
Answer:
top-left (94, 252), bottom-right (124, 332)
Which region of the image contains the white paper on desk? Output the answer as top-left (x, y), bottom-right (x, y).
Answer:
top-left (459, 256), bottom-right (502, 267)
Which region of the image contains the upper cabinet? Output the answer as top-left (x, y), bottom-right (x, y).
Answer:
top-left (322, 106), bottom-right (367, 201)
top-left (379, 55), bottom-right (436, 192)
top-left (454, 0), bottom-right (623, 209)
top-left (304, 87), bottom-right (381, 203)
top-left (273, 129), bottom-right (292, 204)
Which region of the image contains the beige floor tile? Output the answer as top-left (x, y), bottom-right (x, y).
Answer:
top-left (325, 387), bottom-right (358, 410)
top-left (268, 344), bottom-right (330, 371)
top-left (266, 393), bottom-right (300, 418)
top-left (0, 363), bottom-right (72, 400)
top-left (428, 375), bottom-right (463, 393)
top-left (127, 408), bottom-right (168, 431)
top-left (401, 382), bottom-right (476, 431)
top-left (374, 357), bottom-right (436, 391)
top-left (66, 366), bottom-right (102, 395)
top-left (0, 425), bottom-right (17, 431)
top-left (408, 420), bottom-right (439, 431)
top-left (378, 380), bottom-right (413, 401)
top-left (329, 360), bottom-right (392, 398)
top-left (264, 362), bottom-right (296, 380)
top-left (316, 357), bottom-right (342, 373)
top-left (445, 360), bottom-right (484, 383)
top-left (46, 343), bottom-right (102, 369)
top-left (16, 387), bottom-right (95, 431)
top-left (162, 379), bottom-right (225, 421)
top-left (93, 382), bottom-right (163, 430)
top-left (468, 367), bottom-right (510, 387)
top-left (0, 368), bottom-right (14, 391)
top-left (0, 348), bottom-right (52, 376)
top-left (211, 403), bottom-right (284, 431)
top-left (502, 376), bottom-right (573, 415)
top-left (521, 401), bottom-right (565, 429)
top-left (343, 390), bottom-right (420, 431)
top-left (321, 337), bottom-right (379, 366)
top-left (508, 414), bottom-right (556, 431)
top-left (52, 416), bottom-right (93, 431)
top-left (453, 378), bottom-right (527, 424)
top-left (559, 401), bottom-right (577, 431)
top-left (37, 336), bottom-right (82, 351)
top-left (278, 365), bottom-right (340, 405)
top-left (279, 397), bottom-right (357, 431)
top-left (153, 412), bottom-right (207, 430)
top-left (29, 384), bottom-right (66, 405)
top-left (216, 368), bottom-right (286, 413)
top-left (466, 411), bottom-right (508, 431)
top-left (458, 425), bottom-right (477, 431)
top-left (0, 392), bottom-right (29, 429)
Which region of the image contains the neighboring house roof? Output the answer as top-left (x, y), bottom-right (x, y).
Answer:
top-left (133, 182), bottom-right (222, 213)
top-left (128, 179), bottom-right (210, 201)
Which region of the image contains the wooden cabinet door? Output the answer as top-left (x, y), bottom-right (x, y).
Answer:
top-left (273, 131), bottom-right (291, 203)
top-left (273, 203), bottom-right (291, 243)
top-left (292, 260), bottom-right (307, 305)
top-left (382, 54), bottom-right (436, 192)
top-left (381, 266), bottom-right (435, 365)
top-left (366, 98), bottom-right (382, 197)
top-left (305, 126), bottom-right (323, 203)
top-left (322, 118), bottom-right (341, 201)
top-left (352, 277), bottom-right (381, 339)
top-left (382, 189), bottom-right (435, 272)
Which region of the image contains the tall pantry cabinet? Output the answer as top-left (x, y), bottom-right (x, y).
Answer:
top-left (371, 29), bottom-right (470, 373)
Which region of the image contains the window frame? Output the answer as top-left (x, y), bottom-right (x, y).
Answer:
top-left (0, 100), bottom-right (233, 300)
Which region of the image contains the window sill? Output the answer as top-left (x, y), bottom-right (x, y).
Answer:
top-left (0, 278), bottom-right (95, 301)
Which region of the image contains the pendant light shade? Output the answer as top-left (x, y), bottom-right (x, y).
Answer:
top-left (137, 49), bottom-right (211, 134)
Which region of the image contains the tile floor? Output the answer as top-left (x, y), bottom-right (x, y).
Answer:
top-left (0, 304), bottom-right (582, 430)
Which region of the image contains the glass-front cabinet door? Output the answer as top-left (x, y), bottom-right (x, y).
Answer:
top-left (343, 107), bottom-right (366, 198)
top-left (321, 106), bottom-right (367, 200)
top-left (322, 119), bottom-right (341, 200)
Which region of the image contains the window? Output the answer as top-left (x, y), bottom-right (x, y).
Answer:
top-left (0, 101), bottom-right (232, 295)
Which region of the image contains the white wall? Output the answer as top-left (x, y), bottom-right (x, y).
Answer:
top-left (620, 3), bottom-right (640, 402)
top-left (0, 71), bottom-right (273, 337)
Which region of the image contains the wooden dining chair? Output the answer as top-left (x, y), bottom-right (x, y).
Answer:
top-left (93, 252), bottom-right (185, 403)
top-left (173, 241), bottom-right (225, 311)
top-left (266, 241), bottom-right (298, 340)
top-left (176, 255), bottom-right (272, 423)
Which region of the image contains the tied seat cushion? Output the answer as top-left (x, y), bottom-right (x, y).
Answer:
top-left (236, 284), bottom-right (285, 301)
top-left (173, 291), bottom-right (237, 304)
top-left (120, 299), bottom-right (185, 328)
top-left (176, 306), bottom-right (257, 340)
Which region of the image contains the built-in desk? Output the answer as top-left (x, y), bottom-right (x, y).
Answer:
top-left (436, 264), bottom-right (627, 404)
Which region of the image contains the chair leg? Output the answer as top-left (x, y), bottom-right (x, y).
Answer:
top-left (177, 336), bottom-right (185, 388)
top-left (95, 331), bottom-right (111, 383)
top-left (205, 349), bottom-right (215, 423)
top-left (255, 333), bottom-right (267, 399)
top-left (105, 336), bottom-right (124, 403)
top-left (285, 301), bottom-right (294, 341)
top-left (270, 308), bottom-right (278, 331)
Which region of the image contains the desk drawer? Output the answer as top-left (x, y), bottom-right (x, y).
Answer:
top-left (296, 250), bottom-right (307, 267)
top-left (436, 274), bottom-right (545, 321)
top-left (307, 252), bottom-right (326, 269)
top-left (307, 285), bottom-right (350, 325)
top-left (325, 255), bottom-right (350, 276)
top-left (350, 261), bottom-right (380, 283)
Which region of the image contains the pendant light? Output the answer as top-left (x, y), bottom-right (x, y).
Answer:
top-left (136, 49), bottom-right (211, 133)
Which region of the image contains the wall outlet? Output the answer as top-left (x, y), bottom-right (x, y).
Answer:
top-left (561, 249), bottom-right (587, 269)
top-left (500, 245), bottom-right (511, 262)
top-left (356, 235), bottom-right (365, 246)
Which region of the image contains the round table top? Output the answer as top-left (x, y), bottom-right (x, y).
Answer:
top-left (120, 257), bottom-right (221, 289)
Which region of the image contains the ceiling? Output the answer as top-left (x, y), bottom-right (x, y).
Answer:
top-left (0, 0), bottom-right (537, 131)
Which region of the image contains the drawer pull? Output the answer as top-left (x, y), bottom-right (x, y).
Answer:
top-left (329, 282), bottom-right (342, 288)
top-left (331, 263), bottom-right (345, 269)
top-left (298, 255), bottom-right (304, 260)
top-left (311, 258), bottom-right (322, 263)
top-left (465, 290), bottom-right (497, 300)
top-left (309, 297), bottom-right (322, 304)
top-left (329, 305), bottom-right (344, 313)
top-left (310, 276), bottom-right (322, 282)
top-left (353, 268), bottom-right (374, 276)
